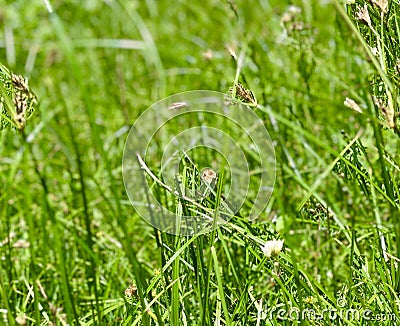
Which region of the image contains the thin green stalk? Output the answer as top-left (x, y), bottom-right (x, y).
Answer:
top-left (171, 237), bottom-right (181, 326)
top-left (211, 246), bottom-right (231, 325)
top-left (199, 171), bottom-right (225, 325)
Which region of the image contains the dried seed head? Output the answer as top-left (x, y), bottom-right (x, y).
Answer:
top-left (15, 113), bottom-right (26, 127)
top-left (201, 168), bottom-right (217, 184)
top-left (11, 73), bottom-right (29, 92)
top-left (124, 284), bottom-right (137, 297)
top-left (382, 105), bottom-right (395, 129)
top-left (373, 97), bottom-right (395, 129)
top-left (0, 66), bottom-right (38, 131)
top-left (344, 97), bottom-right (363, 113)
top-left (229, 83), bottom-right (257, 106)
top-left (373, 96), bottom-right (384, 108)
top-left (14, 92), bottom-right (28, 114)
top-left (371, 0), bottom-right (388, 14)
top-left (356, 4), bottom-right (372, 27)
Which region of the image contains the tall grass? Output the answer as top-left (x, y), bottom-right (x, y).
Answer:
top-left (0, 0), bottom-right (399, 325)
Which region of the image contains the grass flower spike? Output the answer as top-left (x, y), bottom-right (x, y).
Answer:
top-left (371, 0), bottom-right (388, 14)
top-left (0, 62), bottom-right (37, 131)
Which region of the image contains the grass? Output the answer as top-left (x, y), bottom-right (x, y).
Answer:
top-left (0, 0), bottom-right (399, 325)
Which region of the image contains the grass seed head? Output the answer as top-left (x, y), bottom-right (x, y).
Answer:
top-left (0, 63), bottom-right (38, 131)
top-left (124, 284), bottom-right (138, 298)
top-left (344, 97), bottom-right (363, 113)
top-left (229, 83), bottom-right (257, 106)
top-left (201, 168), bottom-right (217, 184)
top-left (356, 4), bottom-right (372, 27)
top-left (371, 0), bottom-right (388, 14)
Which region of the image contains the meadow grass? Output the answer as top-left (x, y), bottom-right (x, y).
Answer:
top-left (0, 0), bottom-right (399, 325)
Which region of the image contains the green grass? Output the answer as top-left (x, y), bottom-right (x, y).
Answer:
top-left (1, 0), bottom-right (400, 325)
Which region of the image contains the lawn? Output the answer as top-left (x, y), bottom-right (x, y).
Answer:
top-left (0, 0), bottom-right (399, 325)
